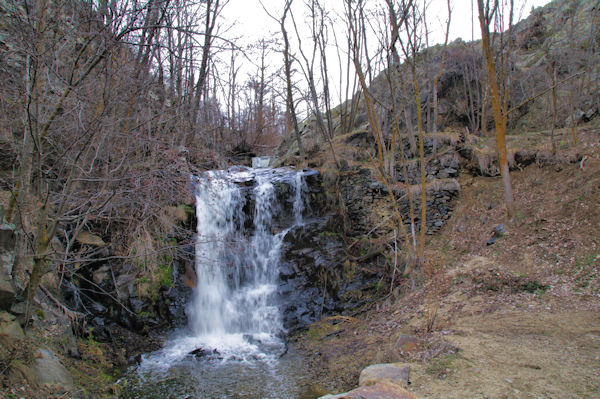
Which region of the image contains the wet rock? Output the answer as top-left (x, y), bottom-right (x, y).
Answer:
top-left (128, 353), bottom-right (143, 365)
top-left (189, 347), bottom-right (210, 357)
top-left (319, 382), bottom-right (419, 399)
top-left (89, 301), bottom-right (107, 315)
top-left (90, 316), bottom-right (111, 341)
top-left (116, 273), bottom-right (136, 300)
top-left (359, 363), bottom-right (410, 388)
top-left (279, 215), bottom-right (380, 331)
top-left (32, 349), bottom-right (74, 391)
top-left (163, 259), bottom-right (192, 327)
top-left (129, 297), bottom-right (147, 314)
top-left (189, 347), bottom-right (220, 360)
top-left (183, 260), bottom-right (197, 288)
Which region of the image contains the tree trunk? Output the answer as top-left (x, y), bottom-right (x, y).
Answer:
top-left (477, 0), bottom-right (515, 219)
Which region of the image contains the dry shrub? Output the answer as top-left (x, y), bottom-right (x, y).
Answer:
top-left (127, 225), bottom-right (175, 290)
top-left (421, 259), bottom-right (449, 334)
top-left (128, 228), bottom-right (157, 271)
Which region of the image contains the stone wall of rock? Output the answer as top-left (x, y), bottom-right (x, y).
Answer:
top-left (335, 166), bottom-right (460, 238)
top-left (278, 216), bottom-right (381, 331)
top-left (395, 151), bottom-right (459, 185)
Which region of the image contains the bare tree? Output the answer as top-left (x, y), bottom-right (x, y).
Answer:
top-left (289, 0), bottom-right (341, 169)
top-left (282, 1), bottom-right (305, 161)
top-left (1, 0), bottom-right (229, 319)
top-left (477, 0), bottom-right (515, 218)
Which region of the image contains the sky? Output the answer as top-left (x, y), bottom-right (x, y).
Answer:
top-left (215, 0), bottom-right (554, 114)
top-left (223, 0), bottom-right (553, 46)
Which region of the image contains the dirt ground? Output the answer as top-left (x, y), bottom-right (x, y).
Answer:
top-left (293, 130), bottom-right (600, 398)
top-left (409, 307), bottom-right (600, 398)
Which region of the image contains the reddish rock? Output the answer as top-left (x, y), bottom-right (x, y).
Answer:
top-left (359, 363), bottom-right (410, 388)
top-left (319, 382), bottom-right (419, 399)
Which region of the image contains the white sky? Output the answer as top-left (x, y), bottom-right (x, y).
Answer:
top-left (216, 0), bottom-right (553, 113)
top-left (223, 0), bottom-right (553, 45)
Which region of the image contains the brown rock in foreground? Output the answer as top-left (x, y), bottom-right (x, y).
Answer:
top-left (318, 382), bottom-right (419, 399)
top-left (359, 363), bottom-right (410, 388)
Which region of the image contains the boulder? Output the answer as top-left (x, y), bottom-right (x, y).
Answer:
top-left (75, 231), bottom-right (106, 247)
top-left (116, 273), bottom-right (136, 300)
top-left (0, 252), bottom-right (15, 278)
top-left (93, 265), bottom-right (110, 285)
top-left (0, 222), bottom-right (15, 251)
top-left (359, 363), bottom-right (410, 388)
top-left (0, 310), bottom-right (24, 338)
top-left (32, 349), bottom-right (74, 391)
top-left (319, 382), bottom-right (419, 399)
top-left (0, 272), bottom-right (17, 310)
top-left (9, 300), bottom-right (27, 315)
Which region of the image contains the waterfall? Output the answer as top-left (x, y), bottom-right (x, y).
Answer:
top-left (141, 167), bottom-right (308, 368)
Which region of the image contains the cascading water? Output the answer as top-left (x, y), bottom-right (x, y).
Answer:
top-left (126, 166), bottom-right (314, 398)
top-left (184, 168), bottom-right (288, 359)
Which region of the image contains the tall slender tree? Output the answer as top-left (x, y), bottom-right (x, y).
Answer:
top-left (477, 0), bottom-right (515, 218)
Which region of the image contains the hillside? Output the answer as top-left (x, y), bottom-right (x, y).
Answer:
top-left (272, 0), bottom-right (600, 397)
top-left (292, 129), bottom-right (599, 396)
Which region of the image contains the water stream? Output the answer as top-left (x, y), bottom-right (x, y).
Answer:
top-left (123, 166), bottom-right (315, 398)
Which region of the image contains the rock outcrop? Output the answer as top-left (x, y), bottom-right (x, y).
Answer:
top-left (279, 216), bottom-right (380, 331)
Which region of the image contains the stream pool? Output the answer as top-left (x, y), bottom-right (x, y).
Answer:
top-left (121, 342), bottom-right (316, 399)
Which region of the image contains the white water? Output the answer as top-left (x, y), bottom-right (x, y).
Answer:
top-left (252, 156), bottom-right (271, 168)
top-left (140, 167), bottom-right (308, 371)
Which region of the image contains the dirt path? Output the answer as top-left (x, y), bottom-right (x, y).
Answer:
top-left (410, 308), bottom-right (600, 398)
